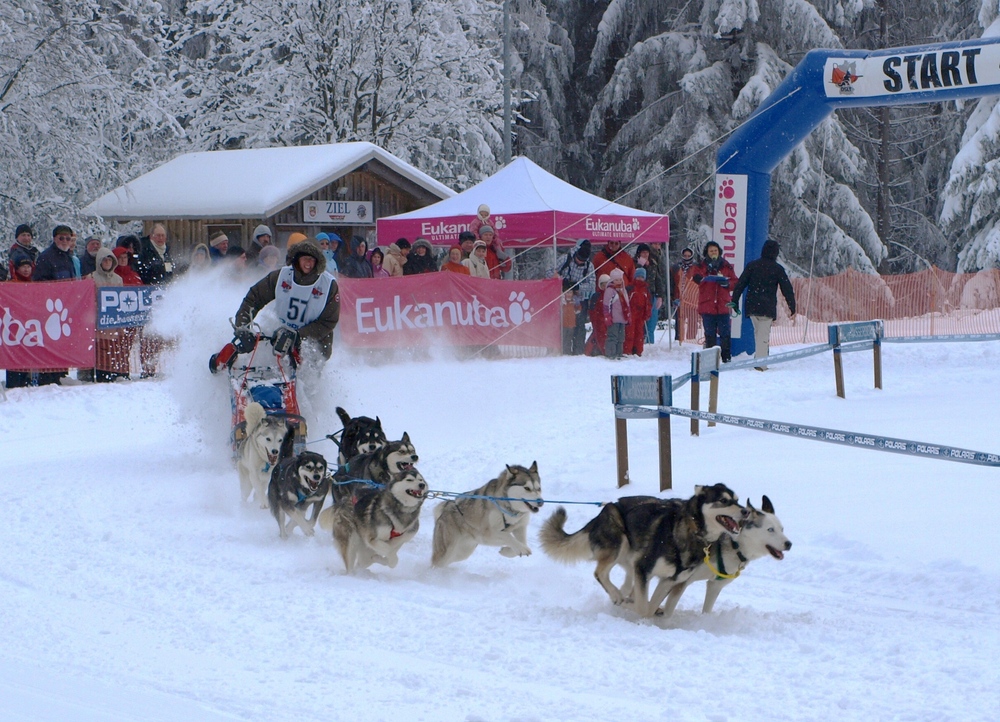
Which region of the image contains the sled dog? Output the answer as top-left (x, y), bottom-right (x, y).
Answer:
top-left (431, 462), bottom-right (542, 567)
top-left (539, 495), bottom-right (661, 604)
top-left (657, 495), bottom-right (791, 618)
top-left (266, 450), bottom-right (330, 539)
top-left (332, 406), bottom-right (386, 465)
top-left (332, 432), bottom-right (418, 504)
top-left (320, 470), bottom-right (427, 572)
top-left (237, 401), bottom-right (288, 508)
top-left (539, 484), bottom-right (743, 617)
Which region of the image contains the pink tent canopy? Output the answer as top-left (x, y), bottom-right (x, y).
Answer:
top-left (377, 157), bottom-right (668, 248)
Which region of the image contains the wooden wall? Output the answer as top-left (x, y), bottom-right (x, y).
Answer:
top-left (141, 160), bottom-right (442, 260)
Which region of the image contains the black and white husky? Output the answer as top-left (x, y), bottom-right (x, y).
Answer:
top-left (539, 484), bottom-right (744, 618)
top-left (332, 406), bottom-right (386, 466)
top-left (266, 450), bottom-right (330, 539)
top-left (236, 402), bottom-right (288, 508)
top-left (331, 432), bottom-right (418, 505)
top-left (656, 495), bottom-right (791, 618)
top-left (320, 469), bottom-right (428, 572)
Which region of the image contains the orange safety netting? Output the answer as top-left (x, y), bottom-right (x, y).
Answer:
top-left (676, 267), bottom-right (1000, 346)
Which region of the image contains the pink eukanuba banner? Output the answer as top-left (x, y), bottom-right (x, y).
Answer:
top-left (0, 280), bottom-right (97, 369)
top-left (337, 274), bottom-right (562, 349)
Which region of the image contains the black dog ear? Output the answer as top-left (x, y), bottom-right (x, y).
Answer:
top-left (400, 431), bottom-right (409, 443)
top-left (761, 495), bottom-right (774, 514)
top-left (375, 416), bottom-right (382, 427)
top-left (529, 460), bottom-right (538, 473)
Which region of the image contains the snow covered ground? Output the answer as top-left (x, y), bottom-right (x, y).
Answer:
top-left (2, 272), bottom-right (998, 721)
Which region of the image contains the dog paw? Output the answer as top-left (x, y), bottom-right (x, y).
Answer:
top-left (499, 546), bottom-right (518, 558)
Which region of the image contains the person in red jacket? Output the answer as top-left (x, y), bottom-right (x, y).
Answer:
top-left (624, 267), bottom-right (652, 355)
top-left (113, 246), bottom-right (144, 286)
top-left (585, 274), bottom-right (611, 356)
top-left (440, 246), bottom-right (471, 275)
top-left (691, 240), bottom-right (738, 362)
top-left (592, 239), bottom-right (635, 285)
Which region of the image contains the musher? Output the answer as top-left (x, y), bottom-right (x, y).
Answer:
top-left (210, 240), bottom-right (340, 372)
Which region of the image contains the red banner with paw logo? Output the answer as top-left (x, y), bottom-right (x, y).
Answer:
top-left (0, 280), bottom-right (97, 369)
top-left (337, 275), bottom-right (562, 349)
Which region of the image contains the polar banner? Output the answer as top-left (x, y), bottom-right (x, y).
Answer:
top-left (337, 275), bottom-right (562, 349)
top-left (0, 280), bottom-right (97, 369)
top-left (97, 286), bottom-right (166, 329)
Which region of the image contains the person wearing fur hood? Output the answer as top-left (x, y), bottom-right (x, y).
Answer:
top-left (462, 240), bottom-right (491, 278)
top-left (233, 240), bottom-right (340, 359)
top-left (382, 242), bottom-right (407, 277)
top-left (403, 238), bottom-right (437, 275)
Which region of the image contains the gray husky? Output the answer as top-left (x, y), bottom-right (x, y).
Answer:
top-left (320, 470), bottom-right (428, 572)
top-left (431, 462), bottom-right (543, 567)
top-left (539, 484), bottom-right (744, 617)
top-left (237, 401), bottom-right (288, 508)
top-left (266, 451), bottom-right (330, 539)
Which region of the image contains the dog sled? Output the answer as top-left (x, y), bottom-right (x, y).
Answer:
top-left (210, 323), bottom-right (307, 457)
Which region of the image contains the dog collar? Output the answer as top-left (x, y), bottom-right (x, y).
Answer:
top-left (703, 540), bottom-right (742, 580)
top-left (261, 462), bottom-right (272, 473)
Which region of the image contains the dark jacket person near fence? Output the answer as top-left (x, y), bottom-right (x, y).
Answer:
top-left (731, 239), bottom-right (796, 370)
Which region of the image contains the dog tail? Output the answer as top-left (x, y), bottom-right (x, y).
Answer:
top-left (244, 402), bottom-right (266, 434)
top-left (538, 507), bottom-right (595, 563)
top-left (336, 406), bottom-right (352, 427)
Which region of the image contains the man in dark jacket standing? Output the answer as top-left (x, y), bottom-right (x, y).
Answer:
top-left (730, 238), bottom-right (796, 370)
top-left (34, 225), bottom-right (82, 281)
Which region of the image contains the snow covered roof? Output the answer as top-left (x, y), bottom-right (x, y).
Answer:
top-left (84, 142), bottom-right (455, 220)
top-left (383, 156), bottom-right (661, 219)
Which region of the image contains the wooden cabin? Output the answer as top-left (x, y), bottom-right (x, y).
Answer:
top-left (84, 143), bottom-right (454, 259)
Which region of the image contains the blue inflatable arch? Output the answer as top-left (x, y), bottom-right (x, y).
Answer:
top-left (713, 37), bottom-right (1000, 356)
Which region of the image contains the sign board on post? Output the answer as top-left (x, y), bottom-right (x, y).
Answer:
top-left (690, 347), bottom-right (722, 435)
top-left (612, 375), bottom-right (673, 491)
top-left (828, 320), bottom-right (884, 398)
top-left (303, 200), bottom-right (374, 225)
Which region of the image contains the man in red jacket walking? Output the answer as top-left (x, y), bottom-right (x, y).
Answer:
top-left (692, 241), bottom-right (738, 362)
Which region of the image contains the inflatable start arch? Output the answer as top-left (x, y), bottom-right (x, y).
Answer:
top-left (712, 37), bottom-right (1000, 356)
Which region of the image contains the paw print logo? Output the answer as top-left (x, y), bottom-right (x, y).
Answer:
top-left (493, 216), bottom-right (507, 231)
top-left (44, 298), bottom-right (71, 341)
top-left (508, 291), bottom-right (532, 325)
top-left (718, 178), bottom-right (735, 200)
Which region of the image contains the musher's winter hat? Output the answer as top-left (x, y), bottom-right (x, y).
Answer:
top-left (15, 224), bottom-right (34, 239)
top-left (209, 231), bottom-right (229, 248)
top-left (634, 267), bottom-right (647, 280)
